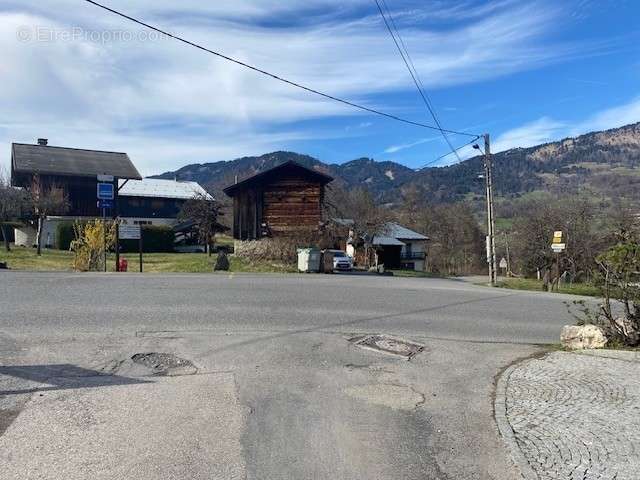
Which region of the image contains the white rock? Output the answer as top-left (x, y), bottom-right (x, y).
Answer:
top-left (560, 324), bottom-right (608, 350)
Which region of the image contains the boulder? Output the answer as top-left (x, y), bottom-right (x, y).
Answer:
top-left (560, 324), bottom-right (607, 350)
top-left (214, 251), bottom-right (230, 271)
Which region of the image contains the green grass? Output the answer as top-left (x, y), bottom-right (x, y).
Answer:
top-left (0, 247), bottom-right (76, 271)
top-left (388, 269), bottom-right (446, 278)
top-left (0, 246), bottom-right (296, 274)
top-left (494, 217), bottom-right (514, 231)
top-left (494, 277), bottom-right (600, 297)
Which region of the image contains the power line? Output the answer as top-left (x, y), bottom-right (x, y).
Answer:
top-left (418, 135), bottom-right (481, 170)
top-left (83, 0), bottom-right (478, 137)
top-left (374, 0), bottom-right (463, 161)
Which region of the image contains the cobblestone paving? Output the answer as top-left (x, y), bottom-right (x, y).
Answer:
top-left (499, 351), bottom-right (640, 480)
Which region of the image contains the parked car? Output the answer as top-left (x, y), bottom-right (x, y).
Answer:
top-left (330, 250), bottom-right (353, 271)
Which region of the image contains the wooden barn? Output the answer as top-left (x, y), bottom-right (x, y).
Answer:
top-left (223, 161), bottom-right (333, 240)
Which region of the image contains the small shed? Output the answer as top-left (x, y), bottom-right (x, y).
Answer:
top-left (223, 161), bottom-right (333, 240)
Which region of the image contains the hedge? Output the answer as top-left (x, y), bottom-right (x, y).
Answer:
top-left (0, 224), bottom-right (15, 243)
top-left (119, 225), bottom-right (175, 253)
top-left (56, 221), bottom-right (76, 251)
top-left (59, 222), bottom-right (175, 253)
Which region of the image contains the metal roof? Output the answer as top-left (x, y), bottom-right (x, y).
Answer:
top-left (118, 178), bottom-right (212, 200)
top-left (372, 235), bottom-right (406, 246)
top-left (384, 222), bottom-right (429, 241)
top-left (223, 160), bottom-right (333, 197)
top-left (371, 223), bottom-right (428, 245)
top-left (11, 143), bottom-right (141, 179)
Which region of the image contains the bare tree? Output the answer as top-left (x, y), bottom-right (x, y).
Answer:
top-left (27, 174), bottom-right (70, 255)
top-left (325, 185), bottom-right (392, 267)
top-left (178, 192), bottom-right (224, 256)
top-left (402, 200), bottom-right (483, 275)
top-left (0, 169), bottom-right (30, 252)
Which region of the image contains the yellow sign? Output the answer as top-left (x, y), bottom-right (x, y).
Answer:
top-left (553, 231), bottom-right (563, 238)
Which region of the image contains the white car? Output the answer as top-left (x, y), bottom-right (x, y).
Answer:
top-left (330, 250), bottom-right (353, 271)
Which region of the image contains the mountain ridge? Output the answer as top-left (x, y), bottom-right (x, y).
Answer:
top-left (151, 122), bottom-right (640, 204)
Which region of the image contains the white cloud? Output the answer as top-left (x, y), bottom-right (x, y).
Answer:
top-left (384, 135), bottom-right (440, 153)
top-left (493, 117), bottom-right (567, 152)
top-left (0, 0), bottom-right (600, 175)
top-left (576, 97), bottom-right (640, 133)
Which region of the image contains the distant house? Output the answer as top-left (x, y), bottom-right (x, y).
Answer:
top-left (10, 139), bottom-right (212, 249)
top-left (118, 178), bottom-right (212, 227)
top-left (372, 223), bottom-right (429, 271)
top-left (345, 222), bottom-right (428, 271)
top-left (223, 161), bottom-right (333, 240)
top-left (10, 139), bottom-right (141, 247)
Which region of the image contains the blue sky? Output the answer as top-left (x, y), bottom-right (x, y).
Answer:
top-left (1, 0), bottom-right (639, 175)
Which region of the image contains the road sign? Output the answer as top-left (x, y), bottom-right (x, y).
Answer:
top-left (97, 199), bottom-right (113, 209)
top-left (499, 257), bottom-right (508, 269)
top-left (119, 224), bottom-right (141, 240)
top-left (552, 231), bottom-right (563, 244)
top-left (97, 182), bottom-right (114, 200)
top-left (551, 243), bottom-right (566, 252)
top-left (97, 174), bottom-right (114, 182)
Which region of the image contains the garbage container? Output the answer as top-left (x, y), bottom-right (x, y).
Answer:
top-left (321, 250), bottom-right (334, 273)
top-left (297, 248), bottom-right (321, 273)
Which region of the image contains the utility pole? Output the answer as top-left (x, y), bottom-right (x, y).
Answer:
top-left (484, 133), bottom-right (498, 285)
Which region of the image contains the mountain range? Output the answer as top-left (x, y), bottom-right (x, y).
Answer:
top-left (152, 122), bottom-right (640, 205)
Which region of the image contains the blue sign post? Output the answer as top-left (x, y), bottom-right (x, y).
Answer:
top-left (97, 181), bottom-right (115, 272)
top-left (97, 183), bottom-right (114, 200)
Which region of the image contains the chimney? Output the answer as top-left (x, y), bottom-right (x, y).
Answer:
top-left (37, 138), bottom-right (48, 146)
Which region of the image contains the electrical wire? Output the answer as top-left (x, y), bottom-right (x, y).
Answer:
top-left (418, 135), bottom-right (481, 170)
top-left (374, 0), bottom-right (463, 161)
top-left (83, 0), bottom-right (478, 137)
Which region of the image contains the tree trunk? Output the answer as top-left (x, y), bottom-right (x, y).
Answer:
top-left (1, 224), bottom-right (10, 252)
top-left (36, 216), bottom-right (43, 256)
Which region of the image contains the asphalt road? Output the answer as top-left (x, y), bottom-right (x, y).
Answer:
top-left (0, 272), bottom-right (578, 479)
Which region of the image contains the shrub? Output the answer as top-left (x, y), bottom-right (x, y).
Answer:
top-left (234, 238), bottom-right (296, 264)
top-left (566, 240), bottom-right (640, 346)
top-left (56, 221), bottom-right (77, 250)
top-left (71, 220), bottom-right (116, 271)
top-left (119, 225), bottom-right (175, 253)
top-left (235, 237), bottom-right (318, 265)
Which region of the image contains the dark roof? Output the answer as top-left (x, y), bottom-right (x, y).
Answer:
top-left (223, 160), bottom-right (333, 197)
top-left (11, 143), bottom-right (142, 179)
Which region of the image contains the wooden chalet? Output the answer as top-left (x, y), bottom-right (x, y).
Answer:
top-left (223, 161), bottom-right (333, 240)
top-left (11, 139), bottom-right (142, 217)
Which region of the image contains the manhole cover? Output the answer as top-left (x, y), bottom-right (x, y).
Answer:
top-left (131, 353), bottom-right (197, 376)
top-left (350, 335), bottom-right (424, 359)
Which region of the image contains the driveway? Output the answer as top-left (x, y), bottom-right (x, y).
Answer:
top-left (0, 272), bottom-right (577, 479)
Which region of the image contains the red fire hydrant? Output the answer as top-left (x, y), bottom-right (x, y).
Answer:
top-left (118, 258), bottom-right (128, 272)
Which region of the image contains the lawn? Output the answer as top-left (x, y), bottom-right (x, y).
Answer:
top-left (0, 246), bottom-right (296, 274)
top-left (494, 277), bottom-right (600, 297)
top-left (388, 269), bottom-right (446, 278)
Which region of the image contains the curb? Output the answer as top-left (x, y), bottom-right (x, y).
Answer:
top-left (494, 360), bottom-right (539, 480)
